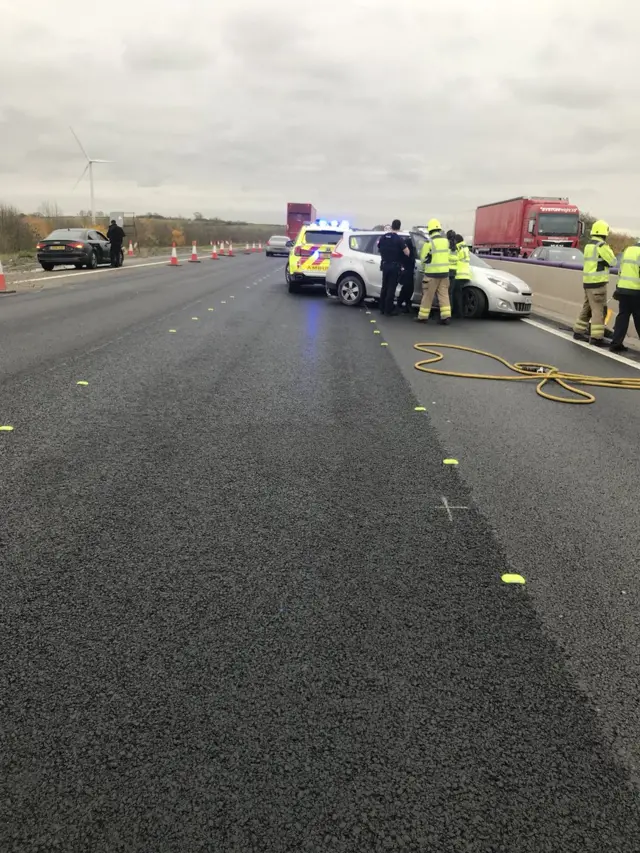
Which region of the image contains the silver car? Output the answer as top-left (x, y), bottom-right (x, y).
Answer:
top-left (266, 235), bottom-right (293, 257)
top-left (325, 230), bottom-right (533, 318)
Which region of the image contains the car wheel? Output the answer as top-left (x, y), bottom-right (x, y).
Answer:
top-left (266, 252), bottom-right (272, 257)
top-left (463, 286), bottom-right (487, 319)
top-left (337, 274), bottom-right (365, 306)
top-left (286, 266), bottom-right (298, 293)
top-left (41, 263), bottom-right (54, 271)
top-left (86, 251), bottom-right (98, 270)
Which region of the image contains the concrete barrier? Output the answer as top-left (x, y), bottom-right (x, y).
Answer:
top-left (484, 257), bottom-right (638, 344)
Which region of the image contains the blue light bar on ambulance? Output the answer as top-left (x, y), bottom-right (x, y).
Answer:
top-left (313, 218), bottom-right (350, 229)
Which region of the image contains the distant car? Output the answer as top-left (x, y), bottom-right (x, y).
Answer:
top-left (529, 246), bottom-right (584, 264)
top-left (265, 235), bottom-right (293, 257)
top-left (325, 230), bottom-right (533, 318)
top-left (36, 228), bottom-right (121, 271)
top-left (286, 220), bottom-right (350, 293)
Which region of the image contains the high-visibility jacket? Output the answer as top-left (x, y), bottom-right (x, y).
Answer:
top-left (448, 247), bottom-right (458, 273)
top-left (617, 245), bottom-right (640, 292)
top-left (583, 239), bottom-right (616, 288)
top-left (455, 242), bottom-right (471, 280)
top-left (420, 231), bottom-right (450, 278)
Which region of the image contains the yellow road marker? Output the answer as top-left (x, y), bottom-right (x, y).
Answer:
top-left (443, 458), bottom-right (459, 465)
top-left (374, 330), bottom-right (381, 334)
top-left (192, 317), bottom-right (199, 320)
top-left (502, 573), bottom-right (526, 585)
top-left (221, 300), bottom-right (227, 304)
top-left (381, 342), bottom-right (389, 347)
top-left (169, 329), bottom-right (177, 333)
top-left (370, 320), bottom-right (376, 324)
top-left (208, 308), bottom-right (214, 311)
top-left (0, 425), bottom-right (14, 431)
top-left (414, 406), bottom-right (426, 412)
top-left (76, 381), bottom-right (89, 386)
top-left (230, 296), bottom-right (235, 299)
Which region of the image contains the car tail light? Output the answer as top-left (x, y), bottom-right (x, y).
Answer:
top-left (72, 243), bottom-right (85, 249)
top-left (331, 250), bottom-right (343, 259)
top-left (294, 247), bottom-right (312, 257)
top-left (294, 246), bottom-right (302, 256)
top-left (36, 242), bottom-right (44, 250)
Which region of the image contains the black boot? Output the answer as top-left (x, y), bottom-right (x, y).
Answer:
top-left (610, 343), bottom-right (628, 353)
top-left (573, 332), bottom-right (588, 342)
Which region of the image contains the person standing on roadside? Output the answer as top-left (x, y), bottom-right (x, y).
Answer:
top-left (446, 229), bottom-right (458, 311)
top-left (610, 239), bottom-right (640, 353)
top-left (451, 234), bottom-right (471, 319)
top-left (416, 219), bottom-right (451, 324)
top-left (397, 234), bottom-right (417, 313)
top-left (378, 219), bottom-right (410, 315)
top-left (573, 219), bottom-right (616, 346)
top-left (107, 219), bottom-right (126, 267)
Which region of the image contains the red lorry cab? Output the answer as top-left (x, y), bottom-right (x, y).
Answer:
top-left (473, 197), bottom-right (581, 257)
top-left (287, 203), bottom-right (317, 242)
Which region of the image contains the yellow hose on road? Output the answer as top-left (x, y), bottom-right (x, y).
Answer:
top-left (413, 342), bottom-right (640, 404)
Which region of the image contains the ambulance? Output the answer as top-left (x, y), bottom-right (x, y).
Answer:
top-left (286, 219), bottom-right (350, 294)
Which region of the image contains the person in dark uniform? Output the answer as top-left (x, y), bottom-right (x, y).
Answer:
top-left (397, 235), bottom-right (416, 313)
top-left (107, 219), bottom-right (126, 267)
top-left (378, 219), bottom-right (410, 315)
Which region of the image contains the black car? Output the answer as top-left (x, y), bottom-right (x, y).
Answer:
top-left (36, 228), bottom-right (123, 271)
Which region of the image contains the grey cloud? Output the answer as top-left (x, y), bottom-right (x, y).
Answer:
top-left (122, 38), bottom-right (213, 72)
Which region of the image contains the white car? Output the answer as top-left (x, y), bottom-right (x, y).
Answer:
top-left (325, 230), bottom-right (533, 318)
top-left (265, 235), bottom-right (293, 257)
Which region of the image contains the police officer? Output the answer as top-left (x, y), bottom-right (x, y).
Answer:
top-left (397, 234), bottom-right (416, 313)
top-left (573, 219), bottom-right (616, 347)
top-left (378, 219), bottom-right (410, 315)
top-left (107, 219), bottom-right (126, 267)
top-left (451, 233), bottom-right (471, 318)
top-left (416, 219), bottom-right (451, 324)
top-left (610, 239), bottom-right (640, 353)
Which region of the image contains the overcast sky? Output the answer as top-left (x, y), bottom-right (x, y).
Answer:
top-left (1, 0), bottom-right (637, 233)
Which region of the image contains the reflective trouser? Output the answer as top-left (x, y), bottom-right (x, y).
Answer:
top-left (419, 276), bottom-right (451, 320)
top-left (573, 285), bottom-right (607, 339)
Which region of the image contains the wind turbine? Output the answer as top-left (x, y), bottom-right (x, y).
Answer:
top-left (70, 127), bottom-right (112, 225)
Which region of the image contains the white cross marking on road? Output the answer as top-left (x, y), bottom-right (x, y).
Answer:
top-left (436, 496), bottom-right (469, 522)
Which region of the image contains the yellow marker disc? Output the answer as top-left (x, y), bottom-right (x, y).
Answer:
top-left (76, 381), bottom-right (89, 386)
top-left (414, 406), bottom-right (426, 412)
top-left (443, 458), bottom-right (459, 465)
top-left (208, 308), bottom-right (214, 311)
top-left (169, 329), bottom-right (177, 333)
top-left (502, 573), bottom-right (526, 585)
top-left (373, 330), bottom-right (381, 334)
top-left (0, 425), bottom-right (14, 431)
top-left (370, 320), bottom-right (377, 324)
top-left (380, 342), bottom-right (389, 347)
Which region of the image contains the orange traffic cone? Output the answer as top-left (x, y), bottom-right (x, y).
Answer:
top-left (252, 242), bottom-right (257, 253)
top-left (258, 242), bottom-right (263, 251)
top-left (189, 241), bottom-right (200, 263)
top-left (244, 242), bottom-right (250, 254)
top-left (0, 260), bottom-right (16, 295)
top-left (168, 243), bottom-right (181, 266)
top-left (127, 240), bottom-right (134, 256)
top-left (229, 242), bottom-right (235, 257)
top-left (211, 243), bottom-right (218, 260)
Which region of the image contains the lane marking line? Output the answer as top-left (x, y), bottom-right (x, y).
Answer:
top-left (436, 496), bottom-right (469, 523)
top-left (502, 573), bottom-right (526, 585)
top-left (522, 318), bottom-right (640, 371)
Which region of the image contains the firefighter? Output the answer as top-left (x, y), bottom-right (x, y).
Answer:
top-left (573, 219), bottom-right (616, 347)
top-left (610, 239), bottom-right (640, 353)
top-left (446, 229), bottom-right (458, 312)
top-left (451, 233), bottom-right (471, 319)
top-left (107, 219), bottom-right (126, 267)
top-left (416, 219), bottom-right (451, 324)
top-left (397, 234), bottom-right (416, 313)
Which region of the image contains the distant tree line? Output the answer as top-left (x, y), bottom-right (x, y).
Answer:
top-left (0, 201), bottom-right (285, 257)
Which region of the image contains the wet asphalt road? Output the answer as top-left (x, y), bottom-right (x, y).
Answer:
top-left (2, 257), bottom-right (640, 852)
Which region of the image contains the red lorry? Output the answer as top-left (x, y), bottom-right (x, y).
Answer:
top-left (286, 202), bottom-right (317, 242)
top-left (473, 197), bottom-right (581, 257)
